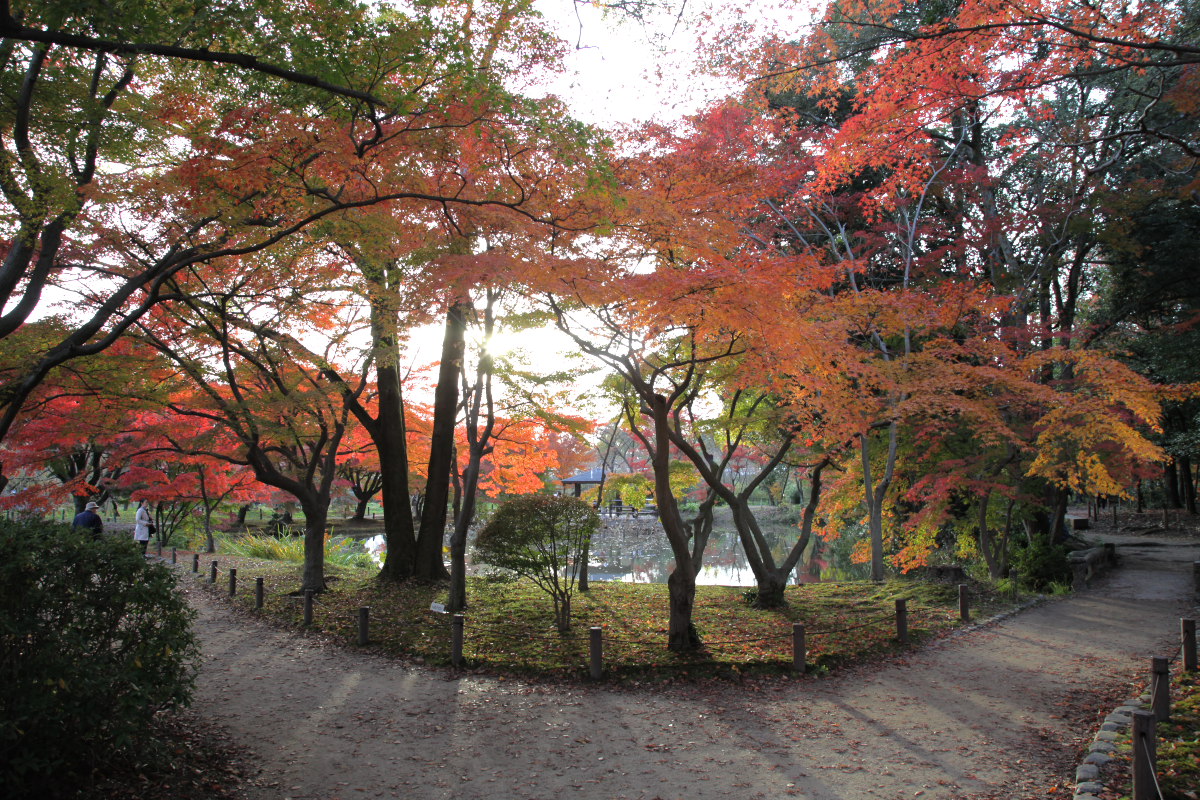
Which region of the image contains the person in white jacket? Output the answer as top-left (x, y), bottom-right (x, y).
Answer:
top-left (133, 499), bottom-right (153, 555)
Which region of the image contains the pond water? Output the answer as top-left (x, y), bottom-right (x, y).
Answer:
top-left (584, 508), bottom-right (870, 586)
top-left (359, 506), bottom-right (870, 586)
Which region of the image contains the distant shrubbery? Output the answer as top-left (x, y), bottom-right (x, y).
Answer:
top-left (0, 520), bottom-right (199, 797)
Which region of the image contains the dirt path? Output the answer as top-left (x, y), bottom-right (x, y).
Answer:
top-left (186, 532), bottom-right (1199, 800)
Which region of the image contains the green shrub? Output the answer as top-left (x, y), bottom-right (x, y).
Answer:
top-left (1010, 535), bottom-right (1072, 592)
top-left (474, 495), bottom-right (599, 632)
top-left (0, 520), bottom-right (199, 797)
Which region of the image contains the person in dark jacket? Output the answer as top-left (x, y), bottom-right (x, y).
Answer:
top-left (72, 501), bottom-right (104, 538)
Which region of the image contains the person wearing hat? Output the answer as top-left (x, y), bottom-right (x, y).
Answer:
top-left (72, 500), bottom-right (104, 539)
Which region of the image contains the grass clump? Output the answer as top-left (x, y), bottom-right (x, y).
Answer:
top-left (195, 554), bottom-right (1017, 682)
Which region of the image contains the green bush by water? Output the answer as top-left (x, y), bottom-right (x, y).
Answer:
top-left (0, 520), bottom-right (199, 797)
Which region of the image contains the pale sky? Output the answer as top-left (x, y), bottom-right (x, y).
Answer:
top-left (530, 0), bottom-right (811, 128)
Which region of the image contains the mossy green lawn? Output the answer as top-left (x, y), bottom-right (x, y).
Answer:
top-left (1093, 669), bottom-right (1198, 800)
top-left (188, 554), bottom-right (1017, 681)
top-left (1152, 670), bottom-right (1200, 799)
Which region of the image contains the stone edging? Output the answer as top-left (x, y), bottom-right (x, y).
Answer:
top-left (1072, 692), bottom-right (1149, 800)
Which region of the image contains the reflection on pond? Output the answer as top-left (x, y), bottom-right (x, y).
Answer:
top-left (586, 508), bottom-right (870, 586)
top-left (354, 507), bottom-right (872, 585)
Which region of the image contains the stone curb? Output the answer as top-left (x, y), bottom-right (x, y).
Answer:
top-left (1072, 693), bottom-right (1151, 800)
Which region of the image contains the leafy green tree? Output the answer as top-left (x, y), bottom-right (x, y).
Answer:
top-left (474, 495), bottom-right (599, 632)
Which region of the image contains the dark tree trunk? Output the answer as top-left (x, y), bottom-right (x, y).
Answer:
top-left (373, 312), bottom-right (418, 582)
top-left (236, 504), bottom-right (251, 526)
top-left (578, 542), bottom-right (590, 591)
top-left (1165, 458), bottom-right (1182, 509)
top-left (415, 300), bottom-right (469, 581)
top-left (666, 567), bottom-right (700, 651)
top-left (1181, 455), bottom-right (1197, 515)
top-left (353, 496), bottom-right (370, 521)
top-left (300, 500), bottom-right (328, 594)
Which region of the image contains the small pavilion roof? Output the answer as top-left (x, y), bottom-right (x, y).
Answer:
top-left (560, 468), bottom-right (605, 485)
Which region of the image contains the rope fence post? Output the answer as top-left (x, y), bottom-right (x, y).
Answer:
top-left (358, 607), bottom-right (370, 646)
top-left (895, 599), bottom-right (909, 645)
top-left (1194, 561), bottom-right (1200, 601)
top-left (589, 626), bottom-right (603, 680)
top-left (958, 584), bottom-right (970, 623)
top-left (1183, 618), bottom-right (1197, 673)
top-left (209, 560), bottom-right (218, 584)
top-left (156, 540), bottom-right (163, 557)
top-left (228, 567), bottom-right (237, 597)
top-left (451, 614), bottom-right (465, 667)
top-left (255, 577), bottom-right (264, 610)
top-left (171, 547), bottom-right (177, 565)
top-left (1152, 656), bottom-right (1171, 721)
top-left (792, 623), bottom-right (806, 674)
top-left (303, 589), bottom-right (314, 626)
top-left (1131, 709), bottom-right (1158, 800)
top-left (192, 552), bottom-right (199, 573)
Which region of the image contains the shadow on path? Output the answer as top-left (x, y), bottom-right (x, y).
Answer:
top-left (186, 530), bottom-right (1199, 800)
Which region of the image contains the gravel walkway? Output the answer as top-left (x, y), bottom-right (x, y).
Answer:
top-left (185, 530), bottom-right (1199, 800)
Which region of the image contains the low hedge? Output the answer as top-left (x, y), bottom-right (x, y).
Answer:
top-left (0, 519), bottom-right (199, 797)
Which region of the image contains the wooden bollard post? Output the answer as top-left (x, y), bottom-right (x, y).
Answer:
top-left (1152, 656), bottom-right (1171, 721)
top-left (895, 599), bottom-right (909, 645)
top-left (303, 589), bottom-right (315, 625)
top-left (792, 622), bottom-right (806, 673)
top-left (1132, 709), bottom-right (1157, 800)
top-left (171, 547), bottom-right (177, 565)
top-left (255, 577), bottom-right (264, 609)
top-left (209, 560), bottom-right (218, 584)
top-left (958, 584), bottom-right (970, 623)
top-left (192, 552), bottom-right (199, 573)
top-left (156, 540), bottom-right (163, 557)
top-left (1194, 561), bottom-right (1200, 601)
top-left (1010, 571), bottom-right (1020, 601)
top-left (589, 626), bottom-right (603, 680)
top-left (358, 607), bottom-right (370, 646)
top-left (1183, 618), bottom-right (1197, 673)
top-left (228, 567), bottom-right (237, 596)
top-left (451, 614), bottom-right (465, 667)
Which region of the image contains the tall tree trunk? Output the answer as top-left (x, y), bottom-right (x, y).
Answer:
top-left (449, 297), bottom-right (498, 611)
top-left (416, 300), bottom-right (469, 581)
top-left (373, 304), bottom-right (418, 582)
top-left (863, 424), bottom-right (898, 582)
top-left (1181, 455), bottom-right (1197, 515)
top-left (1165, 458), bottom-right (1182, 509)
